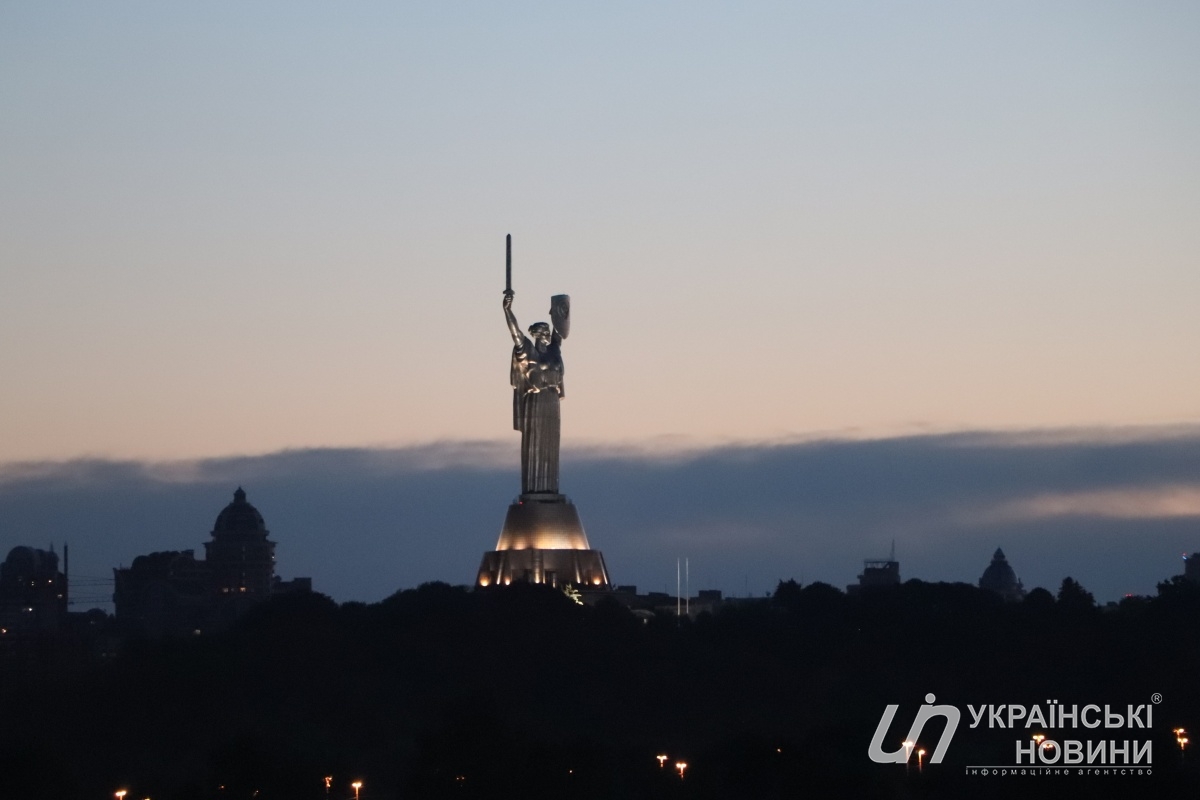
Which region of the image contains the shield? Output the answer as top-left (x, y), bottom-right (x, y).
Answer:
top-left (549, 294), bottom-right (570, 340)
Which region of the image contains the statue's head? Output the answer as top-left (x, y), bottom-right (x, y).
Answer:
top-left (529, 322), bottom-right (552, 347)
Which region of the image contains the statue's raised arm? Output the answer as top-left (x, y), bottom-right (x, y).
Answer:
top-left (502, 290), bottom-right (522, 346)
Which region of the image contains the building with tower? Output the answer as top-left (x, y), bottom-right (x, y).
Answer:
top-left (114, 487), bottom-right (310, 636)
top-left (846, 558), bottom-right (901, 593)
top-left (846, 542), bottom-right (901, 593)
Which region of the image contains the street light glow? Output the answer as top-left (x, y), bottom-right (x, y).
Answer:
top-left (901, 739), bottom-right (915, 774)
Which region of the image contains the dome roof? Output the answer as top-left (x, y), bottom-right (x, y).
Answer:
top-left (979, 548), bottom-right (1020, 593)
top-left (2, 545), bottom-right (58, 579)
top-left (212, 487), bottom-right (268, 536)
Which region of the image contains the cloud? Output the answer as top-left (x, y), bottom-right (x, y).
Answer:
top-left (978, 485), bottom-right (1200, 523)
top-left (1, 425), bottom-right (1198, 608)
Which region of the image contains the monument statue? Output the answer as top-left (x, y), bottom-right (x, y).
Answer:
top-left (476, 235), bottom-right (610, 589)
top-left (502, 287), bottom-right (569, 494)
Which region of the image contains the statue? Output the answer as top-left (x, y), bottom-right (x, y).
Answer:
top-left (475, 235), bottom-right (609, 589)
top-left (502, 234), bottom-right (570, 495)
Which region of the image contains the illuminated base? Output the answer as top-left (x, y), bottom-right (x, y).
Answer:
top-left (494, 493), bottom-right (592, 551)
top-left (477, 493), bottom-right (610, 588)
top-left (477, 547), bottom-right (609, 588)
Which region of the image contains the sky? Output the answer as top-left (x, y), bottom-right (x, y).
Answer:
top-left (1, 3), bottom-right (1198, 606)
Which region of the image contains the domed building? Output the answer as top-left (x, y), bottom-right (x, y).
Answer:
top-left (113, 487), bottom-right (310, 636)
top-left (205, 487), bottom-right (276, 597)
top-left (979, 547), bottom-right (1025, 602)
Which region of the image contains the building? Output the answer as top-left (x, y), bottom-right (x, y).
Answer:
top-left (606, 585), bottom-right (738, 619)
top-left (1182, 552), bottom-right (1200, 584)
top-left (0, 545), bottom-right (68, 635)
top-left (206, 486), bottom-right (276, 598)
top-left (847, 558), bottom-right (901, 593)
top-left (114, 488), bottom-right (311, 636)
top-left (112, 550), bottom-right (209, 637)
top-left (845, 541), bottom-right (902, 593)
top-left (979, 547), bottom-right (1025, 602)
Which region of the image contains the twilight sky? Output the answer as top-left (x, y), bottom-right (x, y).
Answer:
top-left (1, 4), bottom-right (1198, 605)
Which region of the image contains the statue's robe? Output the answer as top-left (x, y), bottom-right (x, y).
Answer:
top-left (511, 332), bottom-right (564, 494)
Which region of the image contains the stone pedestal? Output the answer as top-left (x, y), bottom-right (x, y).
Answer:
top-left (477, 493), bottom-right (610, 588)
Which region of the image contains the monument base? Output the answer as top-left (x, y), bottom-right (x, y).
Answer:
top-left (476, 547), bottom-right (609, 589)
top-left (477, 493), bottom-right (610, 588)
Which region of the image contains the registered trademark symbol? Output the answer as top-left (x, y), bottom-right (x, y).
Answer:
top-left (1151, 693), bottom-right (1163, 704)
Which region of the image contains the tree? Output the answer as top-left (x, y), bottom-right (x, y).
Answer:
top-left (1022, 586), bottom-right (1055, 612)
top-left (773, 579), bottom-right (802, 605)
top-left (1056, 577), bottom-right (1095, 612)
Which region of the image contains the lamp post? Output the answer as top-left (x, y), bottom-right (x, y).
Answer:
top-left (1176, 728), bottom-right (1188, 762)
top-left (656, 754), bottom-right (667, 768)
top-left (351, 780), bottom-right (362, 800)
top-left (917, 748), bottom-right (925, 773)
top-left (902, 740), bottom-right (914, 773)
top-left (115, 792), bottom-right (127, 800)
top-left (675, 761), bottom-right (688, 779)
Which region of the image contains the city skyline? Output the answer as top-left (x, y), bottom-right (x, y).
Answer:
top-left (1, 4), bottom-right (1198, 608)
top-left (4, 428), bottom-right (1198, 609)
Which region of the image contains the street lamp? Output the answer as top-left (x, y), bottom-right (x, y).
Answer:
top-left (351, 780), bottom-right (362, 800)
top-left (1176, 728), bottom-right (1188, 761)
top-left (675, 761), bottom-right (688, 779)
top-left (917, 748), bottom-right (926, 773)
top-left (115, 792), bottom-right (127, 800)
top-left (902, 740), bottom-right (914, 773)
top-left (656, 754), bottom-right (667, 768)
